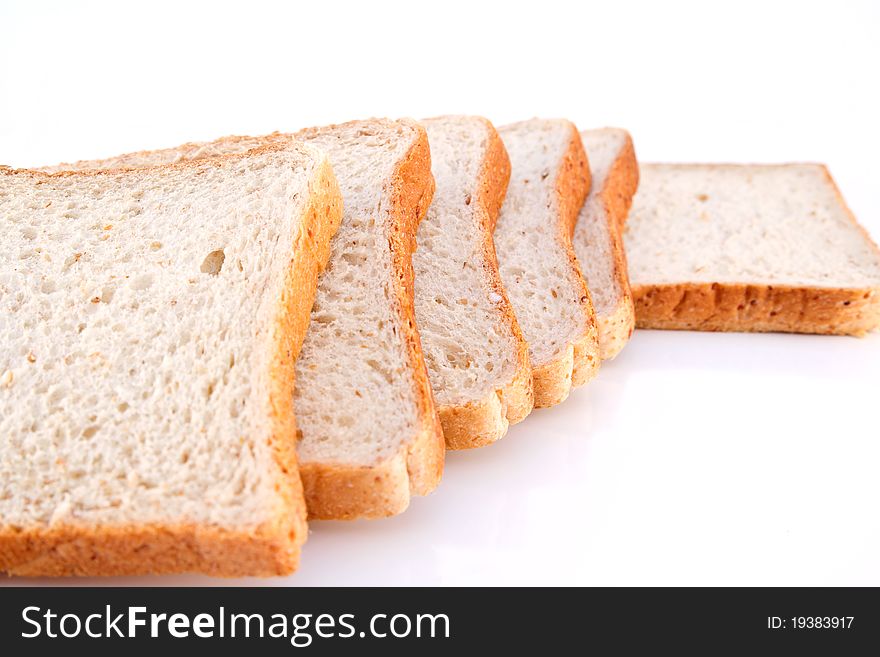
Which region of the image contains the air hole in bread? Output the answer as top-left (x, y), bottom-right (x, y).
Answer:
top-left (130, 274), bottom-right (153, 291)
top-left (200, 249), bottom-right (226, 276)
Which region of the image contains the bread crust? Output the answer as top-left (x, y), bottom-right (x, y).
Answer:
top-left (632, 282), bottom-right (880, 336)
top-left (531, 125), bottom-right (597, 408)
top-left (585, 130), bottom-right (640, 360)
top-left (36, 133), bottom-right (293, 173)
top-left (631, 164), bottom-right (880, 336)
top-left (27, 136), bottom-right (295, 177)
top-left (434, 118), bottom-right (533, 450)
top-left (597, 296), bottom-right (635, 359)
top-left (0, 146), bottom-right (342, 576)
top-left (298, 122), bottom-right (445, 519)
top-left (0, 523), bottom-right (300, 577)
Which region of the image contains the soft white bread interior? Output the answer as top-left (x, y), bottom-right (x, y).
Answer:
top-left (495, 119), bottom-right (596, 408)
top-left (294, 119), bottom-right (444, 519)
top-left (625, 163), bottom-right (880, 335)
top-left (0, 142), bottom-right (343, 576)
top-left (575, 128), bottom-right (640, 359)
top-left (415, 116), bottom-right (532, 450)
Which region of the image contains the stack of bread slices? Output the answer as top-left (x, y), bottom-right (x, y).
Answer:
top-left (2, 117), bottom-right (879, 576)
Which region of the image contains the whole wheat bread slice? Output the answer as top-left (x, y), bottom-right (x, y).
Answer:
top-left (293, 120), bottom-right (444, 519)
top-left (575, 128), bottom-right (640, 359)
top-left (625, 164), bottom-right (880, 335)
top-left (1, 142), bottom-right (343, 576)
top-left (415, 116), bottom-right (532, 450)
top-left (495, 119), bottom-right (597, 408)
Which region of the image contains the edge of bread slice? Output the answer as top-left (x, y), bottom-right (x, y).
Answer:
top-left (495, 119), bottom-right (597, 408)
top-left (1, 141), bottom-right (342, 576)
top-left (625, 163), bottom-right (880, 335)
top-left (416, 116), bottom-right (532, 449)
top-left (575, 128), bottom-right (640, 359)
top-left (36, 134), bottom-right (294, 173)
top-left (293, 119), bottom-right (445, 519)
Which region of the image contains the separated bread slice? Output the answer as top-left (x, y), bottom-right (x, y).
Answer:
top-left (495, 119), bottom-right (596, 408)
top-left (625, 164), bottom-right (880, 335)
top-left (574, 128), bottom-right (640, 360)
top-left (415, 116), bottom-right (532, 450)
top-left (0, 142), bottom-right (343, 576)
top-left (293, 120), bottom-right (444, 519)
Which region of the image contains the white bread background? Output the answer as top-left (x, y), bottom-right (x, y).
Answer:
top-left (2, 0), bottom-right (879, 585)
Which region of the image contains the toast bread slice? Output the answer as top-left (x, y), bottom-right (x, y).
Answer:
top-left (1, 142), bottom-right (342, 576)
top-left (416, 116), bottom-right (532, 450)
top-left (575, 128), bottom-right (640, 359)
top-left (293, 120), bottom-right (444, 519)
top-left (625, 163), bottom-right (880, 335)
top-left (495, 119), bottom-right (597, 408)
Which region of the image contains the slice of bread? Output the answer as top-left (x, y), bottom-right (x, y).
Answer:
top-left (294, 120), bottom-right (444, 519)
top-left (575, 128), bottom-right (640, 360)
top-left (495, 119), bottom-right (597, 408)
top-left (415, 116), bottom-right (532, 450)
top-left (625, 164), bottom-right (880, 335)
top-left (0, 142), bottom-right (343, 576)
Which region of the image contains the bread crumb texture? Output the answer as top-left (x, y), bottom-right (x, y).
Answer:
top-left (0, 144), bottom-right (330, 574)
top-left (626, 164), bottom-right (880, 334)
top-left (416, 116), bottom-right (519, 407)
top-left (495, 119), bottom-right (593, 367)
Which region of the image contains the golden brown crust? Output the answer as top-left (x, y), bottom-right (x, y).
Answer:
top-left (263, 158), bottom-right (342, 556)
top-left (0, 523), bottom-right (300, 577)
top-left (606, 135), bottom-right (640, 233)
top-left (587, 130), bottom-right (640, 360)
top-left (19, 136), bottom-right (297, 179)
top-left (481, 122), bottom-right (513, 233)
top-left (437, 118), bottom-right (533, 450)
top-left (597, 296), bottom-right (635, 360)
top-left (439, 397), bottom-right (506, 451)
top-left (36, 133), bottom-right (294, 174)
top-left (632, 163), bottom-right (880, 337)
top-left (300, 460), bottom-right (411, 520)
top-left (532, 125), bottom-right (597, 408)
top-left (297, 121), bottom-right (444, 519)
top-left (0, 146), bottom-right (341, 576)
top-left (633, 282), bottom-right (880, 336)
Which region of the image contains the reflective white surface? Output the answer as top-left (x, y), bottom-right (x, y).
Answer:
top-left (261, 330), bottom-right (880, 586)
top-left (2, 0), bottom-right (878, 586)
top-left (10, 330), bottom-right (880, 586)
